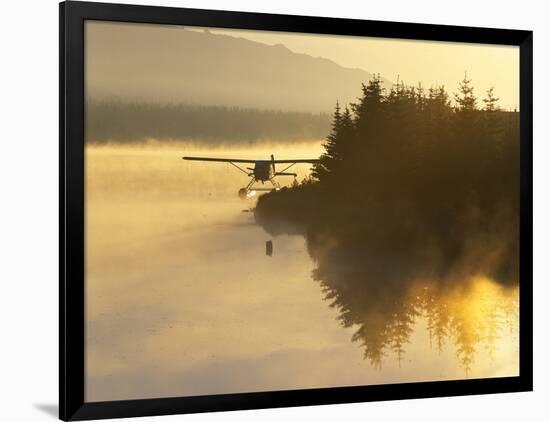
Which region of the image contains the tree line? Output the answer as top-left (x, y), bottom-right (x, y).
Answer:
top-left (86, 101), bottom-right (331, 144)
top-left (257, 74), bottom-right (519, 287)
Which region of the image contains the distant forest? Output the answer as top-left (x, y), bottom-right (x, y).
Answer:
top-left (255, 76), bottom-right (520, 368)
top-left (86, 101), bottom-right (331, 144)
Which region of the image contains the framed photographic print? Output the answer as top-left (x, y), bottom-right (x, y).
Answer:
top-left (60, 1), bottom-right (533, 420)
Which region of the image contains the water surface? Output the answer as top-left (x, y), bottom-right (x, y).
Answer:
top-left (85, 142), bottom-right (518, 402)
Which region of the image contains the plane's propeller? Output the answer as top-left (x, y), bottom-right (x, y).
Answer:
top-left (271, 154), bottom-right (276, 174)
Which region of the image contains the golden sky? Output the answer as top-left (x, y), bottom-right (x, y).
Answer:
top-left (207, 27), bottom-right (520, 110)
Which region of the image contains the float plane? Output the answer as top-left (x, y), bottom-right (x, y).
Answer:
top-left (182, 154), bottom-right (319, 199)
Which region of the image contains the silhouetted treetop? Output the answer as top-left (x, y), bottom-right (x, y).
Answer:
top-left (454, 72), bottom-right (478, 112)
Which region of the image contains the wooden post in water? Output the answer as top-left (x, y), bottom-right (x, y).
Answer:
top-left (265, 240), bottom-right (273, 257)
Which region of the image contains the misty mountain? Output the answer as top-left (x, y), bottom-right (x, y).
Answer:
top-left (86, 21), bottom-right (389, 113)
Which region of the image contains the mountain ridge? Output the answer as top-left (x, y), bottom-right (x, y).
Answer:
top-left (86, 22), bottom-right (391, 113)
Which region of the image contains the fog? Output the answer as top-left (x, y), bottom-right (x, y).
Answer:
top-left (85, 142), bottom-right (518, 402)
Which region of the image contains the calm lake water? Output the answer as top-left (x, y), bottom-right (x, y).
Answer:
top-left (85, 142), bottom-right (519, 402)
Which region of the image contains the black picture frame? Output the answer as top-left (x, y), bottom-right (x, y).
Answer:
top-left (59, 1), bottom-right (533, 420)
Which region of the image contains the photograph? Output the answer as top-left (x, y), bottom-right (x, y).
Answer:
top-left (84, 20), bottom-right (520, 402)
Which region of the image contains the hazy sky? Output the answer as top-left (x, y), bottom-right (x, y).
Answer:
top-left (203, 27), bottom-right (520, 110)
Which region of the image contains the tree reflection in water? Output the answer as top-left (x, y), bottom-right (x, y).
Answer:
top-left (309, 236), bottom-right (518, 372)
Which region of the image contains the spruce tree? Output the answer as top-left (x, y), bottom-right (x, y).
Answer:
top-left (351, 74), bottom-right (386, 129)
top-left (454, 72), bottom-right (477, 112)
top-left (482, 87), bottom-right (504, 159)
top-left (312, 101), bottom-right (342, 182)
top-left (482, 86), bottom-right (499, 112)
top-left (338, 106), bottom-right (354, 164)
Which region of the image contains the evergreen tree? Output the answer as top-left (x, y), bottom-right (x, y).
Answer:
top-left (312, 101), bottom-right (342, 182)
top-left (454, 72), bottom-right (477, 112)
top-left (483, 86), bottom-right (500, 112)
top-left (482, 87), bottom-right (504, 161)
top-left (338, 106), bottom-right (354, 164)
top-left (351, 74), bottom-right (386, 135)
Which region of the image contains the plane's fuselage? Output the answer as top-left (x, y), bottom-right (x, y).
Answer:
top-left (253, 161), bottom-right (273, 182)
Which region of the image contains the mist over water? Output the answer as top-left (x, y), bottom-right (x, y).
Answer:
top-left (85, 141), bottom-right (518, 402)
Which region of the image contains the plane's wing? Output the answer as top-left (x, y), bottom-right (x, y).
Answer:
top-left (271, 159), bottom-right (320, 163)
top-left (182, 156), bottom-right (257, 163)
top-left (183, 157), bottom-right (320, 164)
